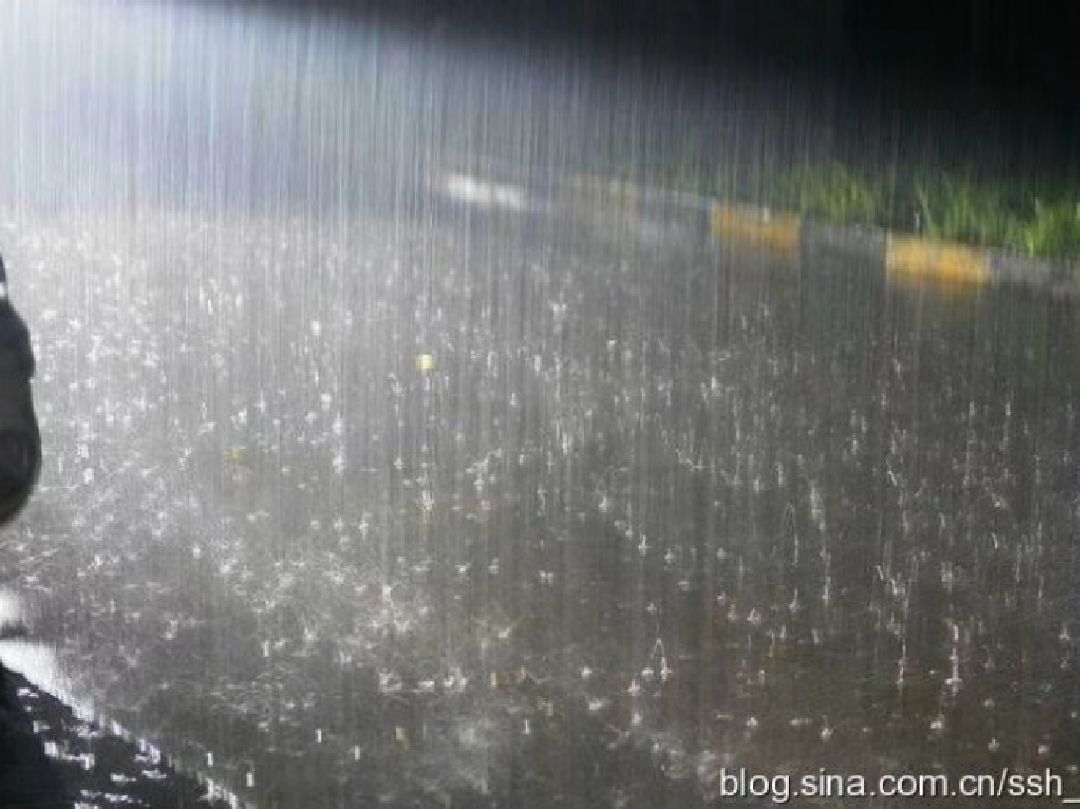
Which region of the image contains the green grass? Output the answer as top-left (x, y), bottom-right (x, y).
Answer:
top-left (906, 178), bottom-right (1080, 261)
top-left (663, 156), bottom-right (1080, 263)
top-left (1021, 199), bottom-right (1080, 259)
top-left (776, 162), bottom-right (883, 227)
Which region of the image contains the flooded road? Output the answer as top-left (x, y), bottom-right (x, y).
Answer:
top-left (0, 1), bottom-right (1078, 807)
top-left (0, 204), bottom-right (1077, 807)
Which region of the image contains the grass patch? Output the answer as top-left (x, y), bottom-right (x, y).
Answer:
top-left (907, 178), bottom-right (1080, 261)
top-left (777, 162), bottom-right (884, 227)
top-left (663, 156), bottom-right (1080, 264)
top-left (1021, 199), bottom-right (1080, 259)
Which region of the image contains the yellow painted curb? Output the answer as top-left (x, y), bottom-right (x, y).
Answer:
top-left (710, 202), bottom-right (800, 259)
top-left (885, 234), bottom-right (991, 286)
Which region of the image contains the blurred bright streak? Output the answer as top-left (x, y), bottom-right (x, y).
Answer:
top-left (440, 172), bottom-right (529, 211)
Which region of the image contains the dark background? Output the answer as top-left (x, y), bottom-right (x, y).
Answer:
top-left (240, 0), bottom-right (1079, 99)
top-left (215, 0), bottom-right (1079, 180)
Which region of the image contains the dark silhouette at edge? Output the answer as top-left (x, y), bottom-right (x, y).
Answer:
top-left (0, 253), bottom-right (66, 806)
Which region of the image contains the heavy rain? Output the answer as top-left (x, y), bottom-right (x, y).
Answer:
top-left (0, 1), bottom-right (1078, 807)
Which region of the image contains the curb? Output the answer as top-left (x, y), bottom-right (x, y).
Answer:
top-left (710, 202), bottom-right (800, 260)
top-left (433, 165), bottom-right (1077, 296)
top-left (559, 173), bottom-right (1078, 295)
top-left (885, 233), bottom-right (991, 286)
